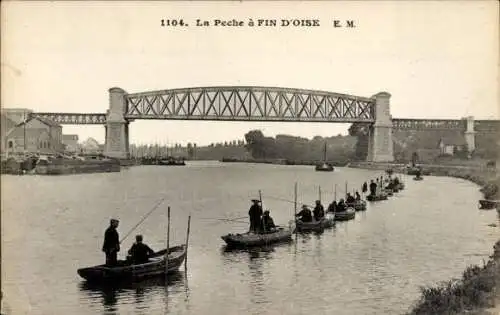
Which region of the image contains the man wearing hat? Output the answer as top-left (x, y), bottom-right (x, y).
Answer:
top-left (102, 218), bottom-right (120, 266)
top-left (248, 199), bottom-right (263, 233)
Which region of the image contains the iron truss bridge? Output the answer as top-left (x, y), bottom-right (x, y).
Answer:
top-left (124, 87), bottom-right (376, 123)
top-left (33, 113), bottom-right (107, 124)
top-left (392, 119), bottom-right (467, 130)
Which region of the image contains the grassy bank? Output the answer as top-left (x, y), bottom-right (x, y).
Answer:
top-left (350, 162), bottom-right (500, 314)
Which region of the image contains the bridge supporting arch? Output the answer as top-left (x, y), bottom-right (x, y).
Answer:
top-left (102, 86), bottom-right (395, 162)
top-left (367, 92), bottom-right (394, 162)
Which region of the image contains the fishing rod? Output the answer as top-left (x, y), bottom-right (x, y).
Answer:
top-left (120, 196), bottom-right (168, 244)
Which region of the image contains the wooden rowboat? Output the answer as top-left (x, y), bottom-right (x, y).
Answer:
top-left (77, 245), bottom-right (186, 283)
top-left (413, 177), bottom-right (424, 181)
top-left (221, 227), bottom-right (293, 247)
top-left (295, 213), bottom-right (335, 233)
top-left (366, 194), bottom-right (388, 202)
top-left (346, 200), bottom-right (367, 211)
top-left (479, 199), bottom-right (499, 209)
top-left (334, 208), bottom-right (356, 221)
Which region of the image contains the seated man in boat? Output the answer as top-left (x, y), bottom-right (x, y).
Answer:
top-left (296, 205), bottom-right (313, 222)
top-left (369, 180), bottom-right (377, 196)
top-left (259, 210), bottom-right (276, 233)
top-left (327, 200), bottom-right (337, 213)
top-left (355, 191), bottom-right (361, 201)
top-left (102, 218), bottom-right (120, 266)
top-left (336, 199), bottom-right (347, 212)
top-left (248, 199), bottom-right (263, 233)
top-left (346, 193), bottom-right (355, 204)
top-left (313, 200), bottom-right (325, 221)
top-left (393, 176), bottom-right (400, 186)
top-left (127, 235), bottom-right (155, 265)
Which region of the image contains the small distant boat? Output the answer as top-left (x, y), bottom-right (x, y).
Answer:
top-left (386, 168), bottom-right (394, 175)
top-left (366, 194), bottom-right (388, 202)
top-left (315, 143), bottom-right (334, 172)
top-left (77, 245), bottom-right (186, 283)
top-left (221, 227), bottom-right (293, 247)
top-left (346, 200), bottom-right (367, 211)
top-left (413, 176), bottom-right (424, 181)
top-left (158, 157), bottom-right (186, 166)
top-left (333, 207), bottom-right (356, 221)
top-left (295, 213), bottom-right (335, 232)
top-left (479, 199), bottom-right (499, 210)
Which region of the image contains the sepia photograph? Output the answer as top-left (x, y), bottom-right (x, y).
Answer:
top-left (1, 1), bottom-right (499, 314)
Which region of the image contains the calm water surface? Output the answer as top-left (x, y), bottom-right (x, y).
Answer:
top-left (2, 162), bottom-right (499, 315)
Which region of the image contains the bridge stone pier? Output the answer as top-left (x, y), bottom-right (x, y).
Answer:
top-left (367, 92), bottom-right (394, 162)
top-left (104, 87), bottom-right (130, 159)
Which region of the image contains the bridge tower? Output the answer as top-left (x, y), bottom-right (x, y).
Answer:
top-left (367, 92), bottom-right (394, 162)
top-left (104, 87), bottom-right (129, 159)
top-left (464, 116), bottom-right (476, 152)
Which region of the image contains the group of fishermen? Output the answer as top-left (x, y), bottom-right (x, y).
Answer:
top-left (294, 190), bottom-right (362, 223)
top-left (102, 218), bottom-right (156, 266)
top-left (248, 199), bottom-right (277, 233)
top-left (366, 175), bottom-right (402, 196)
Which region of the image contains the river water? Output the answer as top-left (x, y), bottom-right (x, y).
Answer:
top-left (1, 162), bottom-right (499, 315)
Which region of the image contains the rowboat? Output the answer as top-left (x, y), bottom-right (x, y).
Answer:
top-left (479, 199), bottom-right (499, 209)
top-left (77, 245), bottom-right (187, 283)
top-left (366, 194), bottom-right (388, 202)
top-left (221, 227), bottom-right (293, 247)
top-left (315, 143), bottom-right (334, 172)
top-left (413, 177), bottom-right (424, 181)
top-left (334, 207), bottom-right (356, 221)
top-left (346, 200), bottom-right (367, 211)
top-left (295, 213), bottom-right (335, 233)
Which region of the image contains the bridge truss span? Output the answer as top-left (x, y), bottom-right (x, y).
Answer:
top-left (124, 87), bottom-right (376, 123)
top-left (34, 113), bottom-right (107, 124)
top-left (392, 118), bottom-right (466, 130)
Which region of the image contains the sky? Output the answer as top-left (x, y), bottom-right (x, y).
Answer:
top-left (1, 1), bottom-right (499, 146)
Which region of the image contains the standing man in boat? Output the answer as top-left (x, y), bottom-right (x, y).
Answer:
top-left (248, 199), bottom-right (263, 233)
top-left (369, 180), bottom-right (377, 196)
top-left (102, 218), bottom-right (120, 266)
top-left (355, 191), bottom-right (361, 201)
top-left (313, 200), bottom-right (325, 221)
top-left (362, 182), bottom-right (368, 196)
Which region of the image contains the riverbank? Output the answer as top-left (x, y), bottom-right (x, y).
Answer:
top-left (349, 161), bottom-right (500, 314)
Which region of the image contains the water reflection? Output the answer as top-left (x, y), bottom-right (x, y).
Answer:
top-left (78, 271), bottom-right (187, 314)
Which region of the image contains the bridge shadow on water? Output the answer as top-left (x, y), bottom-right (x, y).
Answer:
top-left (78, 271), bottom-right (188, 313)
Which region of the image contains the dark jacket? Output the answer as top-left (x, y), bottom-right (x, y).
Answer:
top-left (260, 215), bottom-right (276, 232)
top-left (102, 226), bottom-right (120, 253)
top-left (249, 204), bottom-right (263, 219)
top-left (128, 243), bottom-right (155, 264)
top-left (313, 205), bottom-right (325, 221)
top-left (296, 209), bottom-right (312, 222)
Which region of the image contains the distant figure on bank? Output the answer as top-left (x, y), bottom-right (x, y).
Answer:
top-left (355, 191), bottom-right (361, 201)
top-left (248, 199), bottom-right (263, 233)
top-left (369, 180), bottom-right (377, 196)
top-left (296, 205), bottom-right (313, 222)
top-left (102, 218), bottom-right (120, 266)
top-left (313, 200), bottom-right (325, 221)
top-left (327, 200), bottom-right (337, 213)
top-left (346, 193), bottom-right (355, 204)
top-left (362, 182), bottom-right (368, 195)
top-left (260, 210), bottom-right (276, 233)
top-left (128, 234), bottom-right (155, 264)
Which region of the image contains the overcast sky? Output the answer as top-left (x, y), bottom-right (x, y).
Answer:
top-left (2, 1), bottom-right (498, 145)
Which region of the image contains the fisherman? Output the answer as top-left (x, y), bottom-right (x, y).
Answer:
top-left (346, 193), bottom-right (355, 204)
top-left (296, 205), bottom-right (313, 222)
top-left (362, 182), bottom-right (368, 195)
top-left (337, 199), bottom-right (347, 212)
top-left (127, 234), bottom-right (155, 264)
top-left (327, 200), bottom-right (337, 213)
top-left (102, 218), bottom-right (120, 266)
top-left (355, 191), bottom-right (361, 201)
top-left (248, 199), bottom-right (263, 233)
top-left (393, 176), bottom-right (400, 186)
top-left (259, 210), bottom-right (276, 233)
top-left (313, 200), bottom-right (325, 221)
top-left (369, 180), bottom-right (377, 196)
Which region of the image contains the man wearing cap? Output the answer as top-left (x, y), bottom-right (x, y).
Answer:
top-left (248, 199), bottom-right (263, 233)
top-left (102, 218), bottom-right (120, 266)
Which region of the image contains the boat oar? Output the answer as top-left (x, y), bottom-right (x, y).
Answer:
top-left (119, 195), bottom-right (167, 244)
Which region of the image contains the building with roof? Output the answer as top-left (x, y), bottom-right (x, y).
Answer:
top-left (1, 114), bottom-right (17, 154)
top-left (437, 135), bottom-right (467, 155)
top-left (3, 115), bottom-right (63, 154)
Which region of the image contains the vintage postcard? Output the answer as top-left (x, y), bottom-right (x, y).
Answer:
top-left (1, 1), bottom-right (499, 315)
